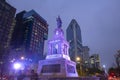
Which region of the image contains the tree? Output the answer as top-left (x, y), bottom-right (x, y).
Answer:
top-left (114, 50), bottom-right (120, 67)
top-left (87, 68), bottom-right (103, 76)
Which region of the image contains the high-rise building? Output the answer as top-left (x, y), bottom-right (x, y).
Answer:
top-left (10, 10), bottom-right (48, 62)
top-left (89, 54), bottom-right (100, 69)
top-left (82, 46), bottom-right (90, 68)
top-left (0, 0), bottom-right (16, 61)
top-left (66, 19), bottom-right (82, 62)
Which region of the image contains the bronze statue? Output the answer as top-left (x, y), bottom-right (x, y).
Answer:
top-left (56, 16), bottom-right (62, 28)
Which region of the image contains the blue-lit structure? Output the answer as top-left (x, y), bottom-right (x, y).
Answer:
top-left (37, 16), bottom-right (78, 77)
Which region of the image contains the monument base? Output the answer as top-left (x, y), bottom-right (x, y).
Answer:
top-left (38, 77), bottom-right (100, 80)
top-left (37, 58), bottom-right (78, 77)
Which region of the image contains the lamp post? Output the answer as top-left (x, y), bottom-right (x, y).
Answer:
top-left (76, 57), bottom-right (82, 76)
top-left (0, 61), bottom-right (3, 80)
top-left (13, 62), bottom-right (23, 80)
top-left (103, 64), bottom-right (107, 74)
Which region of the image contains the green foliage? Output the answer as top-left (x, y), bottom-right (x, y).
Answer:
top-left (87, 68), bottom-right (103, 75)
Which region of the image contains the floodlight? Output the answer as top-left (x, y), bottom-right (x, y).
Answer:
top-left (13, 62), bottom-right (21, 70)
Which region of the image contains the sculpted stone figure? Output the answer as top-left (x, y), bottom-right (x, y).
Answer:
top-left (56, 16), bottom-right (62, 28)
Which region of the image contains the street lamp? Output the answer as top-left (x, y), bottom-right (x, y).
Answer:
top-left (20, 56), bottom-right (25, 60)
top-left (13, 62), bottom-right (22, 70)
top-left (102, 64), bottom-right (107, 74)
top-left (0, 61), bottom-right (3, 80)
top-left (76, 57), bottom-right (81, 62)
top-left (76, 57), bottom-right (82, 76)
top-left (103, 65), bottom-right (106, 68)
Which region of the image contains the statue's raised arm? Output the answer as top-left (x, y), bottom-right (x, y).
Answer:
top-left (56, 16), bottom-right (62, 28)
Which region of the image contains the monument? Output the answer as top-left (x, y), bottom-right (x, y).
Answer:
top-left (37, 16), bottom-right (78, 77)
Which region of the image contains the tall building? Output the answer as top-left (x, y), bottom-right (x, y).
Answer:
top-left (82, 46), bottom-right (90, 68)
top-left (89, 54), bottom-right (100, 69)
top-left (66, 19), bottom-right (83, 62)
top-left (0, 0), bottom-right (16, 61)
top-left (0, 0), bottom-right (16, 74)
top-left (10, 10), bottom-right (48, 62)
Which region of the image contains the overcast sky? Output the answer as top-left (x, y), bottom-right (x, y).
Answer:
top-left (8, 0), bottom-right (120, 69)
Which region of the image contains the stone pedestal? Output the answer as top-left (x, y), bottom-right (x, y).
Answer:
top-left (38, 77), bottom-right (100, 80)
top-left (37, 58), bottom-right (78, 77)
